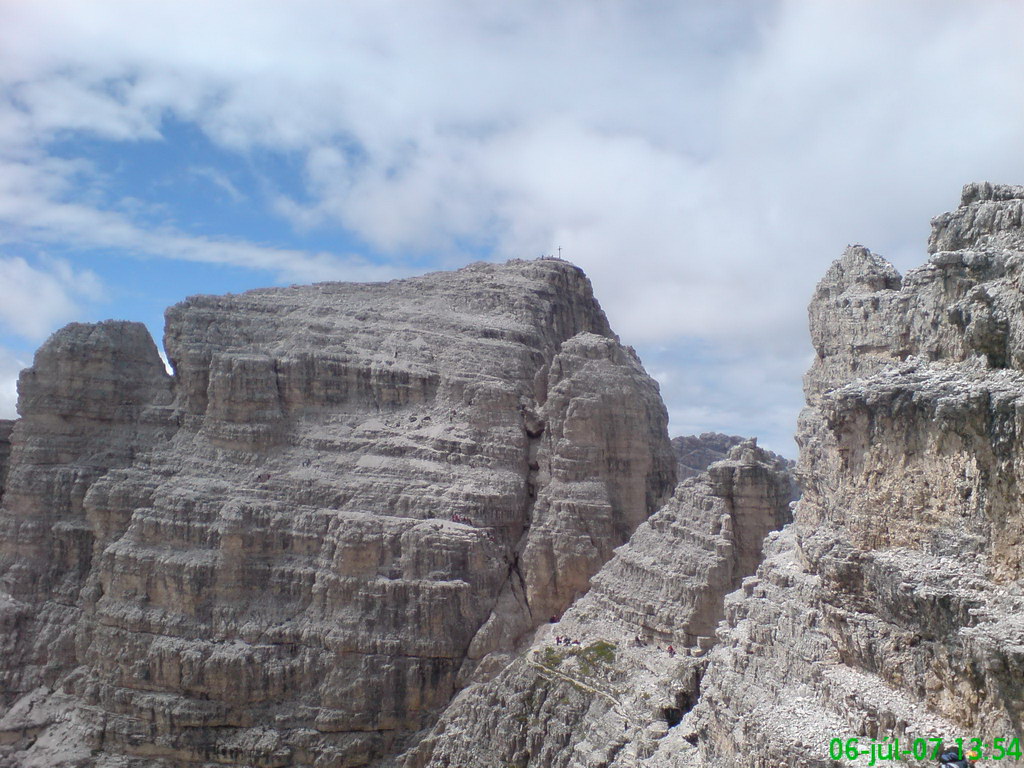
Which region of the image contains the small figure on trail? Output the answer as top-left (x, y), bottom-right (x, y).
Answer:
top-left (939, 746), bottom-right (979, 767)
top-left (667, 645), bottom-right (676, 657)
top-left (549, 615), bottom-right (558, 623)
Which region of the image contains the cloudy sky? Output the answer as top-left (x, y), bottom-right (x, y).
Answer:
top-left (2, 0), bottom-right (1023, 455)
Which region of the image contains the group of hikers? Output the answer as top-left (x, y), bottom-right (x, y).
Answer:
top-left (631, 635), bottom-right (677, 656)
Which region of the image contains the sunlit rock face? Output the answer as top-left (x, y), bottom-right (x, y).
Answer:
top-left (0, 259), bottom-right (676, 767)
top-left (684, 184), bottom-right (1024, 767)
top-left (9, 184), bottom-right (1017, 768)
top-left (673, 432), bottom-right (798, 499)
top-left (0, 322), bottom-right (175, 706)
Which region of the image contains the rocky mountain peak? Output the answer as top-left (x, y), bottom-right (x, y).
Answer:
top-left (930, 181), bottom-right (1024, 253)
top-left (3, 184), bottom-right (1020, 768)
top-left (0, 258), bottom-right (675, 767)
top-left (685, 185), bottom-right (1024, 766)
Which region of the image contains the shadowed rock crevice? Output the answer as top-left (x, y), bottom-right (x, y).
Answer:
top-left (0, 420), bottom-right (13, 504)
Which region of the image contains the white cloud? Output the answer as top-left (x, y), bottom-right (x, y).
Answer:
top-left (187, 166), bottom-right (246, 204)
top-left (2, 0), bottom-right (1024, 449)
top-left (0, 256), bottom-right (103, 339)
top-left (0, 347), bottom-right (24, 420)
top-left (0, 344), bottom-right (27, 419)
top-left (0, 155), bottom-right (406, 284)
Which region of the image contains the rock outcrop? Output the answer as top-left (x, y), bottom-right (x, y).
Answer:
top-left (403, 440), bottom-right (794, 768)
top-left (673, 433), bottom-right (798, 499)
top-left (0, 323), bottom-right (175, 704)
top-left (672, 433), bottom-right (744, 481)
top-left (0, 260), bottom-right (676, 767)
top-left (683, 183), bottom-right (1024, 767)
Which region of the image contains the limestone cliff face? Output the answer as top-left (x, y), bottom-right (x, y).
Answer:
top-left (9, 181), bottom-right (1016, 768)
top-left (0, 260), bottom-right (676, 767)
top-left (404, 441), bottom-right (793, 768)
top-left (0, 322), bottom-right (175, 710)
top-left (684, 184), bottom-right (1024, 767)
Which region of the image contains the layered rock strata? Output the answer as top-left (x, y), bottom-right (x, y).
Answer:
top-left (683, 183), bottom-right (1024, 767)
top-left (0, 260), bottom-right (676, 767)
top-left (0, 323), bottom-right (175, 706)
top-left (404, 440), bottom-right (794, 768)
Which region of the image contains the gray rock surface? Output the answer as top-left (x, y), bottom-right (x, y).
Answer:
top-left (0, 420), bottom-right (13, 502)
top-left (6, 182), bottom-right (1017, 768)
top-left (403, 440), bottom-right (794, 768)
top-left (671, 433), bottom-right (744, 481)
top-left (673, 433), bottom-right (798, 500)
top-left (0, 259), bottom-right (676, 767)
top-left (0, 322), bottom-right (175, 707)
top-left (684, 184), bottom-right (1024, 767)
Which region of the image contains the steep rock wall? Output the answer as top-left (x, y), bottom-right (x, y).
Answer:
top-left (0, 322), bottom-right (175, 709)
top-left (0, 260), bottom-right (676, 767)
top-left (685, 184), bottom-right (1024, 767)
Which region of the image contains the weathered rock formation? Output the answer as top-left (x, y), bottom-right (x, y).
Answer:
top-left (0, 260), bottom-right (676, 767)
top-left (396, 183), bottom-right (1024, 768)
top-left (673, 432), bottom-right (798, 499)
top-left (683, 182), bottom-right (1024, 767)
top-left (672, 433), bottom-right (744, 481)
top-left (0, 323), bottom-right (175, 700)
top-left (403, 440), bottom-right (794, 768)
top-left (7, 182), bottom-right (1017, 768)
